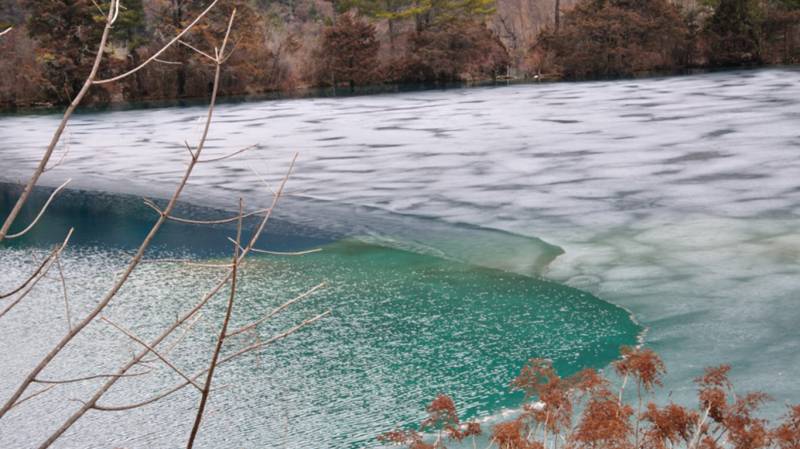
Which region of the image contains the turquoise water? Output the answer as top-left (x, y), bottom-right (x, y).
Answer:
top-left (0, 189), bottom-right (640, 449)
top-left (4, 68), bottom-right (799, 447)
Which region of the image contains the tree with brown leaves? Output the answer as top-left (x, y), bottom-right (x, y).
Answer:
top-left (316, 12), bottom-right (381, 90)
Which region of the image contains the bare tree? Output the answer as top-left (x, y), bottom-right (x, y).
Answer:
top-left (1, 3), bottom-right (331, 448)
top-left (0, 0), bottom-right (219, 244)
top-left (0, 0), bottom-right (222, 419)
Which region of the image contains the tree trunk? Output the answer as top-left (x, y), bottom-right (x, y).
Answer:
top-left (172, 0), bottom-right (187, 97)
top-left (554, 0), bottom-right (560, 32)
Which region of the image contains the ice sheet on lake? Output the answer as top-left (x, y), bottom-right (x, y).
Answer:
top-left (2, 68), bottom-right (799, 416)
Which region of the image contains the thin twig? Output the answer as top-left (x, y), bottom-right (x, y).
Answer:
top-left (178, 39), bottom-right (216, 62)
top-left (226, 282), bottom-right (326, 338)
top-left (5, 179), bottom-right (71, 239)
top-left (184, 140), bottom-right (197, 159)
top-left (8, 385), bottom-right (55, 411)
top-left (219, 38), bottom-right (242, 64)
top-left (43, 135), bottom-right (71, 173)
top-left (0, 229), bottom-right (74, 319)
top-left (94, 311), bottom-right (331, 413)
top-left (55, 253), bottom-right (72, 331)
top-left (90, 0), bottom-right (104, 15)
top-left (144, 313), bottom-right (204, 363)
top-left (222, 311), bottom-right (331, 366)
top-left (34, 370), bottom-right (152, 385)
top-left (198, 144), bottom-right (257, 163)
top-left (226, 237), bottom-right (323, 257)
top-left (249, 165), bottom-right (278, 196)
top-left (154, 58), bottom-right (183, 66)
top-left (0, 0), bottom-right (226, 426)
top-left (39, 150), bottom-right (300, 446)
top-left (142, 198), bottom-right (270, 225)
top-left (143, 258), bottom-right (234, 269)
top-left (101, 317), bottom-right (203, 393)
top-left (93, 0), bottom-right (221, 85)
top-left (0, 0), bottom-right (119, 243)
top-left (689, 406), bottom-right (711, 449)
top-left (0, 27), bottom-right (12, 37)
top-left (251, 247), bottom-right (321, 257)
top-left (186, 194), bottom-right (243, 448)
top-left (1, 250), bottom-right (55, 300)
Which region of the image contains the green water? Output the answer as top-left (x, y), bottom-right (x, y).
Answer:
top-left (185, 240), bottom-right (641, 448)
top-left (0, 188), bottom-right (641, 448)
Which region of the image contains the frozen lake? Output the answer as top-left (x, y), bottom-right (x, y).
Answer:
top-left (1, 67), bottom-right (799, 447)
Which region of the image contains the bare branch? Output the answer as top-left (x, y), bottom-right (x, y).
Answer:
top-left (109, 0), bottom-right (121, 25)
top-left (94, 311), bottom-right (331, 413)
top-left (226, 237), bottom-right (321, 256)
top-left (55, 253), bottom-right (72, 331)
top-left (144, 313), bottom-right (204, 364)
top-left (143, 258), bottom-right (234, 269)
top-left (43, 134), bottom-right (71, 173)
top-left (184, 140), bottom-right (197, 160)
top-left (8, 385), bottom-right (55, 411)
top-left (0, 229), bottom-right (74, 320)
top-left (251, 248), bottom-right (322, 256)
top-left (94, 0), bottom-right (221, 85)
top-left (198, 144), bottom-right (257, 163)
top-left (38, 152), bottom-right (300, 446)
top-left (249, 165), bottom-right (278, 196)
top-left (154, 58), bottom-right (183, 66)
top-left (178, 39), bottom-right (216, 63)
top-left (219, 311), bottom-right (332, 367)
top-left (34, 370), bottom-right (152, 385)
top-left (5, 178), bottom-right (72, 239)
top-left (0, 0), bottom-right (224, 421)
top-left (226, 282), bottom-right (326, 338)
top-left (90, 0), bottom-right (104, 15)
top-left (172, 208), bottom-right (270, 225)
top-left (1, 249), bottom-right (55, 300)
top-left (0, 27), bottom-right (12, 38)
top-left (100, 317), bottom-right (203, 392)
top-left (219, 38), bottom-right (242, 65)
top-left (143, 198), bottom-right (270, 225)
top-left (0, 0), bottom-right (117, 243)
top-left (186, 195), bottom-right (244, 448)
top-left (218, 10), bottom-right (237, 61)
top-left (142, 198), bottom-right (165, 217)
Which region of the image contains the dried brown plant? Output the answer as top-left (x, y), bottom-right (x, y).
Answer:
top-left (381, 348), bottom-right (798, 449)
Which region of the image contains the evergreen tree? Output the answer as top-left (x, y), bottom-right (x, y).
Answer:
top-left (705, 0), bottom-right (763, 66)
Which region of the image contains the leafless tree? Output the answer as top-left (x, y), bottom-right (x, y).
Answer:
top-left (0, 0), bottom-right (219, 244)
top-left (0, 2), bottom-right (331, 448)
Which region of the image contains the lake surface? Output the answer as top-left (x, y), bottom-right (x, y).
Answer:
top-left (1, 67), bottom-right (799, 448)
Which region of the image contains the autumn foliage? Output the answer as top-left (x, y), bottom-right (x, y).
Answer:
top-left (315, 13), bottom-right (381, 89)
top-left (381, 347), bottom-right (800, 449)
top-left (537, 0), bottom-right (691, 79)
top-left (1, 0), bottom-right (799, 108)
top-left (394, 19), bottom-right (510, 83)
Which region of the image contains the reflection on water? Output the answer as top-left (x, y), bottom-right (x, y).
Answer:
top-left (1, 67), bottom-right (800, 445)
top-left (0, 196), bottom-right (638, 448)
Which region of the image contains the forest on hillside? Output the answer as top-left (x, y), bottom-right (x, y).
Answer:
top-left (0, 0), bottom-right (799, 108)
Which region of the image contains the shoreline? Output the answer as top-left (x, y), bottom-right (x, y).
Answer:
top-left (3, 64), bottom-right (797, 116)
